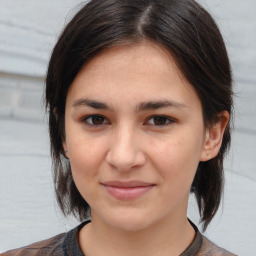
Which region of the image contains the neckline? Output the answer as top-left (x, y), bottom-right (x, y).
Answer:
top-left (63, 219), bottom-right (202, 256)
top-left (180, 219), bottom-right (202, 256)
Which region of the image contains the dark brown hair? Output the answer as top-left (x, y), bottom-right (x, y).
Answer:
top-left (45, 0), bottom-right (233, 231)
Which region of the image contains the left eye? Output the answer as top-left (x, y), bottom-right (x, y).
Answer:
top-left (83, 115), bottom-right (108, 126)
top-left (146, 116), bottom-right (173, 126)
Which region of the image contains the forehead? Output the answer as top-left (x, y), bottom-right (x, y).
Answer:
top-left (80, 42), bottom-right (181, 79)
top-left (67, 42), bottom-right (201, 111)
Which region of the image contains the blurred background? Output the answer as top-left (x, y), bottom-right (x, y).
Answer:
top-left (0, 0), bottom-right (255, 255)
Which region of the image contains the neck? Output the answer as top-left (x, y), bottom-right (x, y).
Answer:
top-left (79, 214), bottom-right (195, 256)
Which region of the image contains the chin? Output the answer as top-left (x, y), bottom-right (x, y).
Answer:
top-left (114, 219), bottom-right (151, 232)
top-left (103, 210), bottom-right (155, 232)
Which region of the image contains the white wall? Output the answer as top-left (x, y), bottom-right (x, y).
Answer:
top-left (0, 0), bottom-right (83, 76)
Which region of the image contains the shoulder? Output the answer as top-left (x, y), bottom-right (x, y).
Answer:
top-left (197, 235), bottom-right (237, 256)
top-left (0, 221), bottom-right (89, 256)
top-left (1, 233), bottom-right (66, 256)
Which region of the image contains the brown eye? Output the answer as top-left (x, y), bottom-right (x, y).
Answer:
top-left (147, 116), bottom-right (174, 126)
top-left (84, 115), bottom-right (107, 126)
top-left (153, 116), bottom-right (168, 125)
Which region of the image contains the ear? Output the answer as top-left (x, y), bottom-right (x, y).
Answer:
top-left (200, 111), bottom-right (230, 162)
top-left (63, 142), bottom-right (69, 158)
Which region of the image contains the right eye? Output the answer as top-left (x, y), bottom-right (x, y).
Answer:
top-left (82, 115), bottom-right (109, 126)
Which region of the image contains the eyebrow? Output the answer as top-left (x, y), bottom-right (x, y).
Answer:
top-left (72, 98), bottom-right (187, 111)
top-left (136, 100), bottom-right (187, 112)
top-left (72, 99), bottom-right (113, 111)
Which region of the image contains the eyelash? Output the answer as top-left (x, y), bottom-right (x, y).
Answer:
top-left (146, 115), bottom-right (175, 126)
top-left (80, 115), bottom-right (175, 127)
top-left (81, 115), bottom-right (110, 127)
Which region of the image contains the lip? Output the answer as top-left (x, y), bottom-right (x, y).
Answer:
top-left (101, 180), bottom-right (155, 200)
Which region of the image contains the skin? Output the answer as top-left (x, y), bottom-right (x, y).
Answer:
top-left (64, 42), bottom-right (229, 256)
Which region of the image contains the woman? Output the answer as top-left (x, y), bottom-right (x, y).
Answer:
top-left (2, 0), bottom-right (236, 255)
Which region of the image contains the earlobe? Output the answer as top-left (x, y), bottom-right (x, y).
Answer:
top-left (200, 111), bottom-right (229, 162)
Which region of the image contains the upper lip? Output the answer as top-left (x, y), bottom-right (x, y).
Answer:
top-left (101, 180), bottom-right (155, 188)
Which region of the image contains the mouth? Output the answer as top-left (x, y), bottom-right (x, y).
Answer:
top-left (101, 181), bottom-right (155, 200)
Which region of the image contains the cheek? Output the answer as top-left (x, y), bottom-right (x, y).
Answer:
top-left (67, 132), bottom-right (106, 178)
top-left (67, 137), bottom-right (106, 203)
top-left (151, 135), bottom-right (202, 187)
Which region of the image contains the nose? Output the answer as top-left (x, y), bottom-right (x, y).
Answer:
top-left (106, 126), bottom-right (146, 172)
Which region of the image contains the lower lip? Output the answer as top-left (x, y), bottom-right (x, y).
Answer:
top-left (103, 185), bottom-right (154, 200)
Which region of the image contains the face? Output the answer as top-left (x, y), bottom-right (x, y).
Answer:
top-left (64, 42), bottom-right (209, 232)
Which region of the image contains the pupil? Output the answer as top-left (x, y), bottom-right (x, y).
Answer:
top-left (154, 117), bottom-right (166, 125)
top-left (92, 116), bottom-right (104, 125)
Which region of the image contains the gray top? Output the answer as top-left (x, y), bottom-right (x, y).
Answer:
top-left (1, 220), bottom-right (237, 256)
